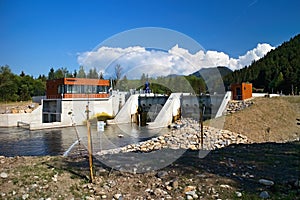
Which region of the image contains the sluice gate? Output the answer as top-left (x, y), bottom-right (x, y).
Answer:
top-left (111, 93), bottom-right (226, 128)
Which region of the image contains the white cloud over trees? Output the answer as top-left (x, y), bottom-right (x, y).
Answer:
top-left (77, 43), bottom-right (274, 79)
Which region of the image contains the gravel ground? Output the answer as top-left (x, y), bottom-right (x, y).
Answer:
top-left (1, 141), bottom-right (299, 200)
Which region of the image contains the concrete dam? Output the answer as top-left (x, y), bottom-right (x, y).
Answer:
top-left (110, 92), bottom-right (231, 128)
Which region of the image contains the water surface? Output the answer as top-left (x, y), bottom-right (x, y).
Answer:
top-left (0, 123), bottom-right (168, 157)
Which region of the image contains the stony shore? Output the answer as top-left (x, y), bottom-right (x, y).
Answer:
top-left (224, 99), bottom-right (254, 115)
top-left (96, 118), bottom-right (250, 156)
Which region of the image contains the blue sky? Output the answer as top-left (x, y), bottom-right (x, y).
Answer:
top-left (0, 0), bottom-right (299, 77)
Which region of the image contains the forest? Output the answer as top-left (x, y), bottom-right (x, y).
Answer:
top-left (1, 34), bottom-right (299, 102)
top-left (223, 34), bottom-right (300, 95)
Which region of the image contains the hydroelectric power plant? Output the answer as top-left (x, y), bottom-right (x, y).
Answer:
top-left (0, 77), bottom-right (231, 130)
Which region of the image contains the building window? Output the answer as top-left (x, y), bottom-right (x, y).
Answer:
top-left (66, 85), bottom-right (73, 93)
top-left (58, 85), bottom-right (65, 94)
top-left (97, 86), bottom-right (108, 93)
top-left (62, 84), bottom-right (108, 94)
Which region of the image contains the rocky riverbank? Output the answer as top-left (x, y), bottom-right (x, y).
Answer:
top-left (97, 118), bottom-right (250, 156)
top-left (1, 141), bottom-right (299, 200)
top-left (224, 99), bottom-right (254, 115)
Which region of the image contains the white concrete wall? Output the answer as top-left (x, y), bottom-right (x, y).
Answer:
top-left (113, 94), bottom-right (139, 124)
top-left (215, 91), bottom-right (232, 118)
top-left (60, 96), bottom-right (125, 126)
top-left (148, 93), bottom-right (181, 129)
top-left (252, 93), bottom-right (280, 98)
top-left (0, 105), bottom-right (42, 128)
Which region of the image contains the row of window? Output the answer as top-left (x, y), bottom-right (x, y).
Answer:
top-left (58, 85), bottom-right (109, 94)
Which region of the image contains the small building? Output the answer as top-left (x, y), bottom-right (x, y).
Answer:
top-left (46, 78), bottom-right (110, 99)
top-left (43, 78), bottom-right (112, 124)
top-left (231, 83), bottom-right (252, 100)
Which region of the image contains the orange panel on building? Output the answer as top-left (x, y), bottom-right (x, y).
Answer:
top-left (46, 78), bottom-right (110, 99)
top-left (231, 83), bottom-right (252, 100)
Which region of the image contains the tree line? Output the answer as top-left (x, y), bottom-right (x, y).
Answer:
top-left (116, 73), bottom-right (207, 95)
top-left (0, 65), bottom-right (105, 102)
top-left (47, 66), bottom-right (104, 80)
top-left (0, 65), bottom-right (46, 102)
top-left (0, 63), bottom-right (209, 102)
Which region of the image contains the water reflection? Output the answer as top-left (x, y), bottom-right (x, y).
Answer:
top-left (79, 123), bottom-right (168, 152)
top-left (0, 124), bottom-right (169, 157)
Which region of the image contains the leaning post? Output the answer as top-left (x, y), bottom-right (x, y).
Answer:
top-left (86, 104), bottom-right (94, 183)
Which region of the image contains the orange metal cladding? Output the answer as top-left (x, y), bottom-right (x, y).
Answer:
top-left (63, 78), bottom-right (109, 86)
top-left (231, 83), bottom-right (252, 100)
top-left (46, 78), bottom-right (110, 99)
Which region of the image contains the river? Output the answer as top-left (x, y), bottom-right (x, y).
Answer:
top-left (0, 123), bottom-right (169, 157)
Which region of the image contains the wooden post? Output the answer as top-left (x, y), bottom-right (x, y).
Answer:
top-left (86, 104), bottom-right (94, 183)
top-left (200, 106), bottom-right (204, 150)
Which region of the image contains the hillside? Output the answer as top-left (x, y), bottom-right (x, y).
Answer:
top-left (224, 34), bottom-right (300, 94)
top-left (190, 66), bottom-right (233, 92)
top-left (207, 96), bottom-right (300, 143)
top-left (191, 66), bottom-right (233, 78)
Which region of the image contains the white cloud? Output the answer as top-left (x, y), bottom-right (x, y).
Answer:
top-left (77, 43), bottom-right (274, 79)
top-left (230, 43), bottom-right (275, 70)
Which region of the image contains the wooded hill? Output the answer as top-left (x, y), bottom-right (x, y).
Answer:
top-left (223, 34), bottom-right (300, 94)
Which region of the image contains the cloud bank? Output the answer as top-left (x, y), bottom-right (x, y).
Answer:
top-left (77, 43), bottom-right (274, 79)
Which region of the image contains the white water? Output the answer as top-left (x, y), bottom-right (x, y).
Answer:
top-left (63, 139), bottom-right (80, 157)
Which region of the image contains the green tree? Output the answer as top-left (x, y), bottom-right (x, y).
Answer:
top-left (17, 74), bottom-right (35, 101)
top-left (114, 64), bottom-right (122, 83)
top-left (19, 84), bottom-right (31, 101)
top-left (77, 66), bottom-right (86, 78)
top-left (48, 67), bottom-right (55, 80)
top-left (99, 72), bottom-right (104, 79)
top-left (73, 70), bottom-right (77, 78)
top-left (117, 75), bottom-right (129, 91)
top-left (275, 72), bottom-right (284, 92)
top-left (53, 67), bottom-right (71, 79)
top-left (33, 79), bottom-right (46, 96)
top-left (87, 68), bottom-right (99, 79)
top-left (20, 71), bottom-right (25, 77)
top-left (0, 65), bottom-right (18, 101)
top-left (38, 74), bottom-right (47, 82)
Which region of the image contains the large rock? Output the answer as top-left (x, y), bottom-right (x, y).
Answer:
top-left (156, 171), bottom-right (168, 178)
top-left (0, 172), bottom-right (8, 178)
top-left (259, 191), bottom-right (270, 199)
top-left (259, 179), bottom-right (274, 186)
top-left (113, 193), bottom-right (122, 200)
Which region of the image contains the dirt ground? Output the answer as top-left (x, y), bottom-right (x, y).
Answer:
top-left (0, 96), bottom-right (300, 199)
top-left (207, 96), bottom-right (300, 143)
